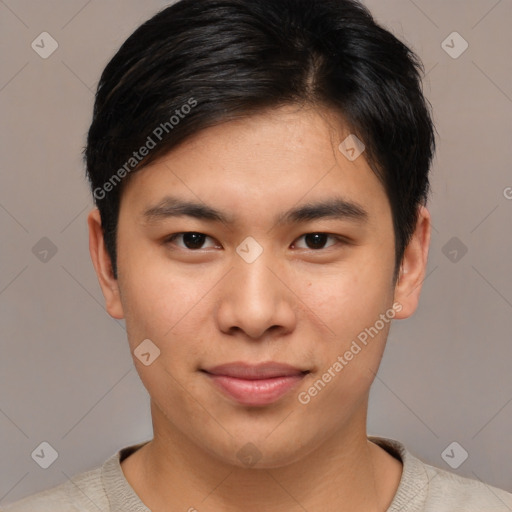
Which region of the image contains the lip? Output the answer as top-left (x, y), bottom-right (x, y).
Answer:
top-left (202, 361), bottom-right (309, 406)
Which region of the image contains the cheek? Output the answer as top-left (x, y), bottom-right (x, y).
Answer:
top-left (118, 269), bottom-right (209, 408)
top-left (298, 259), bottom-right (395, 396)
top-left (118, 262), bottom-right (220, 380)
top-left (118, 252), bottom-right (196, 332)
top-left (298, 318), bottom-right (392, 422)
top-left (304, 261), bottom-right (393, 337)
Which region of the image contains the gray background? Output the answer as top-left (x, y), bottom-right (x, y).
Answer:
top-left (1, 0), bottom-right (511, 505)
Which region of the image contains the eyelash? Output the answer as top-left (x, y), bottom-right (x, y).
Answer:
top-left (163, 232), bottom-right (348, 251)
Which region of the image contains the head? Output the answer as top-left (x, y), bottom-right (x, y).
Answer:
top-left (87, 0), bottom-right (434, 467)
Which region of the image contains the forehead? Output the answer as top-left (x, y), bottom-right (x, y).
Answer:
top-left (119, 106), bottom-right (390, 227)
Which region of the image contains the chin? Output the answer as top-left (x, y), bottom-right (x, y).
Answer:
top-left (205, 430), bottom-right (322, 470)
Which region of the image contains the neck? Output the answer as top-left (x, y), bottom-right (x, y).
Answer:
top-left (121, 401), bottom-right (401, 512)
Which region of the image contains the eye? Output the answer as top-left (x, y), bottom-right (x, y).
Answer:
top-left (292, 233), bottom-right (342, 250)
top-left (165, 232), bottom-right (220, 250)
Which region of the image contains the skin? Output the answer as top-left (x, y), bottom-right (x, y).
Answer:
top-left (88, 104), bottom-right (431, 512)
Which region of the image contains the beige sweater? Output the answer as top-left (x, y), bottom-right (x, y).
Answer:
top-left (2, 436), bottom-right (512, 511)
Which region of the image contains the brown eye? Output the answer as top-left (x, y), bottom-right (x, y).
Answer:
top-left (166, 232), bottom-right (218, 250)
top-left (294, 233), bottom-right (339, 250)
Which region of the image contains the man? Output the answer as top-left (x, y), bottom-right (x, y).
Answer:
top-left (4, 0), bottom-right (512, 510)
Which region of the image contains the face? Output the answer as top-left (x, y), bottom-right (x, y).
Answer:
top-left (89, 105), bottom-right (430, 468)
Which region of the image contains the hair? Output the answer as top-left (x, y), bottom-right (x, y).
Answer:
top-left (85, 0), bottom-right (436, 282)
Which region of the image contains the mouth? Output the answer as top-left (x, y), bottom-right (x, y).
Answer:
top-left (201, 362), bottom-right (310, 406)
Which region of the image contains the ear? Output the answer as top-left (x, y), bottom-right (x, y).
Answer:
top-left (87, 208), bottom-right (124, 319)
top-left (393, 205), bottom-right (431, 319)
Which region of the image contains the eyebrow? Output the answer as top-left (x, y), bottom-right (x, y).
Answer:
top-left (142, 195), bottom-right (369, 226)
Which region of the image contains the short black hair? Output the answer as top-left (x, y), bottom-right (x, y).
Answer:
top-left (85, 0), bottom-right (436, 282)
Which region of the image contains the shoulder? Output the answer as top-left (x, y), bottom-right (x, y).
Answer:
top-left (369, 435), bottom-right (512, 512)
top-left (421, 462), bottom-right (512, 511)
top-left (1, 466), bottom-right (108, 512)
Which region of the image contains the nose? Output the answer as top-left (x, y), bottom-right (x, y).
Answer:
top-left (215, 249), bottom-right (297, 340)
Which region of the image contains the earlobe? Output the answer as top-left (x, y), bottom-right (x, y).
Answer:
top-left (87, 208), bottom-right (125, 319)
top-left (393, 205), bottom-right (431, 319)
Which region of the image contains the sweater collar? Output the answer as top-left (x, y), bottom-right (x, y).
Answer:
top-left (368, 435), bottom-right (429, 511)
top-left (101, 436), bottom-right (429, 512)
